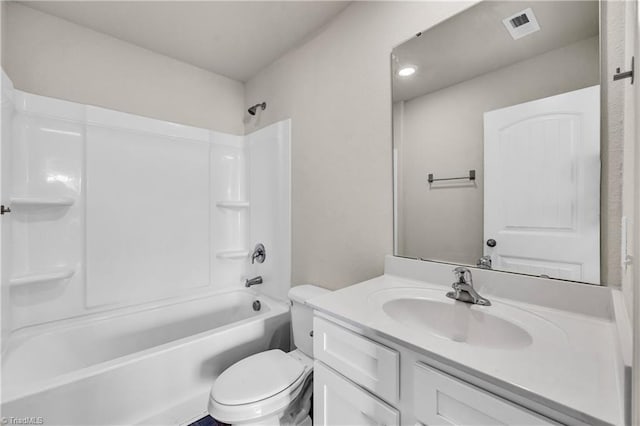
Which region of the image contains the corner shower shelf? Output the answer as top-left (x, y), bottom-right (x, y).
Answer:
top-left (10, 268), bottom-right (75, 288)
top-left (216, 201), bottom-right (250, 208)
top-left (216, 250), bottom-right (250, 260)
top-left (10, 196), bottom-right (75, 208)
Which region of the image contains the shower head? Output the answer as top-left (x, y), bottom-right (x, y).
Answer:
top-left (248, 102), bottom-right (266, 116)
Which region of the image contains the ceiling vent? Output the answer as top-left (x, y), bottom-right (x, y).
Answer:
top-left (502, 8), bottom-right (540, 40)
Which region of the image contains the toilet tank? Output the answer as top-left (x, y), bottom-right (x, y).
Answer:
top-left (288, 285), bottom-right (330, 357)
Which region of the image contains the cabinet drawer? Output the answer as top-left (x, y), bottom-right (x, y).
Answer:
top-left (313, 317), bottom-right (399, 404)
top-left (414, 362), bottom-right (557, 425)
top-left (314, 361), bottom-right (399, 426)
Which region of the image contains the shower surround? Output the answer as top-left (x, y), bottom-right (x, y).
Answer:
top-left (0, 70), bottom-right (292, 425)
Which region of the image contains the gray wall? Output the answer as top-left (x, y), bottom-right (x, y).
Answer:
top-left (1, 2), bottom-right (6, 67)
top-left (602, 0), bottom-right (625, 289)
top-left (396, 36), bottom-right (600, 268)
top-left (244, 1), bottom-right (475, 290)
top-left (3, 3), bottom-right (245, 135)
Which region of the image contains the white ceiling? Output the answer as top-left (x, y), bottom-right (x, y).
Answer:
top-left (392, 1), bottom-right (599, 102)
top-left (20, 1), bottom-right (350, 82)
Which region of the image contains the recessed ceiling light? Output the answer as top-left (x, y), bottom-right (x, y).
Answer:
top-left (398, 66), bottom-right (416, 77)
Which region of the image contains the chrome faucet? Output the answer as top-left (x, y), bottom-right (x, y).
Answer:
top-left (245, 276), bottom-right (263, 287)
top-left (446, 267), bottom-right (491, 306)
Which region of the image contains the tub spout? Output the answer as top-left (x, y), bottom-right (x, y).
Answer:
top-left (245, 276), bottom-right (263, 287)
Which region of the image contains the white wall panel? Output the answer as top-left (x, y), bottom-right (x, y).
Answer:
top-left (9, 91), bottom-right (85, 330)
top-left (1, 69), bottom-right (14, 343)
top-left (85, 110), bottom-right (211, 307)
top-left (3, 85), bottom-right (289, 329)
top-left (247, 120), bottom-right (291, 301)
top-left (210, 131), bottom-right (247, 288)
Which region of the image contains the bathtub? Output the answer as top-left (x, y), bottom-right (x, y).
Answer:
top-left (1, 289), bottom-right (290, 426)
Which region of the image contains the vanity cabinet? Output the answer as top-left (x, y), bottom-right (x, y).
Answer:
top-left (313, 316), bottom-right (399, 404)
top-left (314, 362), bottom-right (399, 426)
top-left (413, 362), bottom-right (557, 425)
top-left (313, 314), bottom-right (559, 426)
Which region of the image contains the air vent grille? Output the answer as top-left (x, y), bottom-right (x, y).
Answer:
top-left (502, 8), bottom-right (540, 40)
top-left (510, 14), bottom-right (530, 28)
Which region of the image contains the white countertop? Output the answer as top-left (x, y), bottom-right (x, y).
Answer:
top-left (308, 273), bottom-right (625, 426)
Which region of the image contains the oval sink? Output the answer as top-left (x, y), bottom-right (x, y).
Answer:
top-left (382, 298), bottom-right (533, 349)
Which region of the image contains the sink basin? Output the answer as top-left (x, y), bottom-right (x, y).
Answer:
top-left (366, 287), bottom-right (565, 350)
top-left (382, 298), bottom-right (532, 349)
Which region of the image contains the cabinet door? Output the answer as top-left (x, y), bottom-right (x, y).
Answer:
top-left (414, 363), bottom-right (557, 425)
top-left (314, 316), bottom-right (399, 403)
top-left (314, 361), bottom-right (399, 426)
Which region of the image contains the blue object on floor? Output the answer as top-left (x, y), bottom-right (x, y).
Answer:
top-left (188, 415), bottom-right (229, 426)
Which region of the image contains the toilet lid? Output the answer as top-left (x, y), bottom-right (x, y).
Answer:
top-left (211, 350), bottom-right (305, 406)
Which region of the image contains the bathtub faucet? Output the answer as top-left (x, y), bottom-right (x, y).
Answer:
top-left (245, 276), bottom-right (263, 287)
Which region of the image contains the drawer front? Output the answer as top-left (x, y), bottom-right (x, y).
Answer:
top-left (314, 361), bottom-right (399, 426)
top-left (414, 362), bottom-right (557, 425)
top-left (313, 316), bottom-right (399, 403)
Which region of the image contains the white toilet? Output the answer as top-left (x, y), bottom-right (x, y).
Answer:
top-left (208, 285), bottom-right (330, 426)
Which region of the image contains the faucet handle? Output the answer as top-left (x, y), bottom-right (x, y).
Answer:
top-left (452, 267), bottom-right (473, 286)
top-left (251, 243), bottom-right (266, 264)
top-left (453, 266), bottom-right (469, 277)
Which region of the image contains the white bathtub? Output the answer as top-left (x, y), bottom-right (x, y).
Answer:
top-left (1, 289), bottom-right (290, 426)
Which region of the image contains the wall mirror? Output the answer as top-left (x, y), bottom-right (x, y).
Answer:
top-left (392, 1), bottom-right (618, 285)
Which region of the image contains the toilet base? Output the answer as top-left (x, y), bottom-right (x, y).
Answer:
top-left (230, 413), bottom-right (280, 426)
top-left (225, 378), bottom-right (313, 426)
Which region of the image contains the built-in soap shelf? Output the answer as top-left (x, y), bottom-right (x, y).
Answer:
top-left (10, 267), bottom-right (75, 288)
top-left (216, 200), bottom-right (250, 208)
top-left (10, 196), bottom-right (75, 208)
top-left (216, 250), bottom-right (250, 260)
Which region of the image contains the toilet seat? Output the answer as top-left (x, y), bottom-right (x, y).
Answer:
top-left (208, 350), bottom-right (313, 424)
